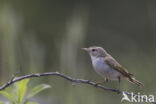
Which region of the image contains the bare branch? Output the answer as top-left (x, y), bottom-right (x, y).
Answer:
top-left (0, 72), bottom-right (155, 104)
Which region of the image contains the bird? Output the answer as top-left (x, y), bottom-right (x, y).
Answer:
top-left (82, 46), bottom-right (144, 87)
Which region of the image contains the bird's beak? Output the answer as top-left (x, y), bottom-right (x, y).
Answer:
top-left (81, 48), bottom-right (89, 52)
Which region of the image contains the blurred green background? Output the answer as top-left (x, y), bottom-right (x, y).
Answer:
top-left (0, 0), bottom-right (156, 104)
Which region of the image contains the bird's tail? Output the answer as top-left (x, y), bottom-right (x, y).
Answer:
top-left (127, 77), bottom-right (144, 86)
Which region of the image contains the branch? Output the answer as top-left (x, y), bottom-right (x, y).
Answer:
top-left (0, 72), bottom-right (155, 104)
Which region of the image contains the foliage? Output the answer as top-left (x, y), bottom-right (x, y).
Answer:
top-left (0, 79), bottom-right (51, 104)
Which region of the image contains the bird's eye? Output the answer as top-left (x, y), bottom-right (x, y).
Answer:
top-left (92, 49), bottom-right (96, 52)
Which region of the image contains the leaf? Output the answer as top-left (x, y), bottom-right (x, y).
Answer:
top-left (0, 91), bottom-right (14, 104)
top-left (27, 84), bottom-right (51, 99)
top-left (0, 102), bottom-right (5, 104)
top-left (16, 79), bottom-right (30, 103)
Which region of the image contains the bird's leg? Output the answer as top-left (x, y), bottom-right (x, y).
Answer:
top-left (117, 77), bottom-right (121, 94)
top-left (95, 78), bottom-right (108, 86)
top-left (118, 76), bottom-right (120, 89)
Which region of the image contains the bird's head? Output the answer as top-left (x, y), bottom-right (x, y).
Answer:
top-left (82, 46), bottom-right (108, 58)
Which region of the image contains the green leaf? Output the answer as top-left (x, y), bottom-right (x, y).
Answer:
top-left (25, 102), bottom-right (37, 104)
top-left (27, 84), bottom-right (51, 99)
top-left (0, 91), bottom-right (14, 104)
top-left (0, 102), bottom-right (5, 104)
top-left (16, 79), bottom-right (30, 103)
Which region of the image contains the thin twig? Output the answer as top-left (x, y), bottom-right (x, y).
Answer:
top-left (0, 72), bottom-right (155, 104)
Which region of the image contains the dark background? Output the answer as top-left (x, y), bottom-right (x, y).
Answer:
top-left (0, 0), bottom-right (156, 104)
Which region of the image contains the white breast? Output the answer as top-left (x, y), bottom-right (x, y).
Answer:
top-left (91, 56), bottom-right (120, 80)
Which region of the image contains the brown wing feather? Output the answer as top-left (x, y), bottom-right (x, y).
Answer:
top-left (104, 56), bottom-right (133, 78)
top-left (104, 56), bottom-right (144, 86)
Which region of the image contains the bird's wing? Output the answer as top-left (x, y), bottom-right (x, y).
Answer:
top-left (104, 56), bottom-right (133, 78)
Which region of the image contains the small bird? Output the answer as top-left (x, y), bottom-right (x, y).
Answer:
top-left (82, 46), bottom-right (143, 87)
